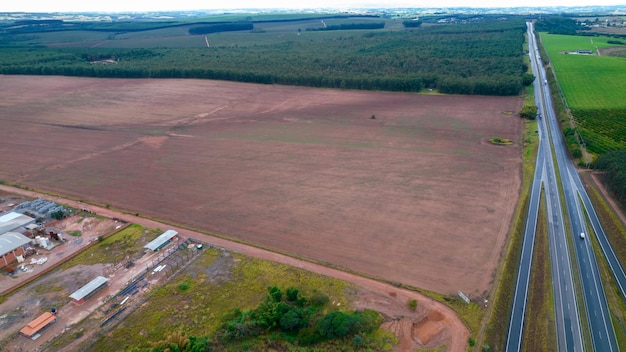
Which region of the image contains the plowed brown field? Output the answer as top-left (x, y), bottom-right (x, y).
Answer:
top-left (0, 75), bottom-right (522, 296)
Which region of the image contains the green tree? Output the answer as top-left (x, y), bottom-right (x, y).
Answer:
top-left (522, 73), bottom-right (535, 86)
top-left (518, 105), bottom-right (538, 119)
top-left (317, 311), bottom-right (354, 339)
top-left (50, 210), bottom-right (65, 220)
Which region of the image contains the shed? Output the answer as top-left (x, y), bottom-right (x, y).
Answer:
top-left (0, 232), bottom-right (32, 268)
top-left (20, 312), bottom-right (56, 339)
top-left (0, 212), bottom-right (36, 234)
top-left (69, 276), bottom-right (108, 304)
top-left (144, 230), bottom-right (178, 252)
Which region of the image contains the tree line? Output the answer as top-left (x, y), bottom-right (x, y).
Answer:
top-left (188, 22), bottom-right (254, 35)
top-left (306, 22), bottom-right (385, 31)
top-left (0, 18), bottom-right (528, 96)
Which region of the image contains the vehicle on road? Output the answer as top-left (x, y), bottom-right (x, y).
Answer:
top-left (580, 232), bottom-right (586, 240)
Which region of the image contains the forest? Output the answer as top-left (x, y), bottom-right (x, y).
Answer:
top-left (0, 17), bottom-right (528, 96)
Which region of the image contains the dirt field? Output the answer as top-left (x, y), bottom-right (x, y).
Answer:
top-left (0, 186), bottom-right (470, 351)
top-left (0, 75), bottom-right (522, 297)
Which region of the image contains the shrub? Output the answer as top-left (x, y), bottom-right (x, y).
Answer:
top-left (519, 105), bottom-right (538, 119)
top-left (50, 210), bottom-right (64, 220)
top-left (309, 290), bottom-right (329, 307)
top-left (408, 299), bottom-right (418, 311)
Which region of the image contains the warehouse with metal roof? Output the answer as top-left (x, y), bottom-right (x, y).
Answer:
top-left (0, 211), bottom-right (35, 234)
top-left (0, 232), bottom-right (32, 268)
top-left (69, 276), bottom-right (109, 304)
top-left (144, 229), bottom-right (178, 252)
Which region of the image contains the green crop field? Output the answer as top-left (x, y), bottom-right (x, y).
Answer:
top-left (540, 33), bottom-right (626, 110)
top-left (540, 32), bottom-right (626, 155)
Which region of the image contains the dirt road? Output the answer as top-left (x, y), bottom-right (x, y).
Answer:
top-left (0, 184), bottom-right (469, 351)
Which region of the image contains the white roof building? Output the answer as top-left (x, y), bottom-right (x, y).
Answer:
top-left (144, 230), bottom-right (178, 252)
top-left (69, 276), bottom-right (109, 304)
top-left (0, 212), bottom-right (36, 234)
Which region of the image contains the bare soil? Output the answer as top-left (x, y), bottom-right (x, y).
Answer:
top-left (1, 186), bottom-right (470, 351)
top-left (0, 75), bottom-right (522, 298)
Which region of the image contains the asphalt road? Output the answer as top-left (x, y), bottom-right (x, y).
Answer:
top-left (528, 22), bottom-right (618, 352)
top-left (529, 22), bottom-right (584, 352)
top-left (506, 22), bottom-right (583, 352)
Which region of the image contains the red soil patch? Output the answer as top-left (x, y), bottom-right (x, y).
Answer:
top-left (0, 75), bottom-right (522, 296)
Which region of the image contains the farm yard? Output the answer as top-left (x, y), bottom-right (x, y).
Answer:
top-left (0, 75), bottom-right (522, 298)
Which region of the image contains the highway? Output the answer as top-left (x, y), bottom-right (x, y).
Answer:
top-left (529, 22), bottom-right (584, 352)
top-left (506, 22), bottom-right (621, 352)
top-left (506, 22), bottom-right (583, 352)
top-left (534, 21), bottom-right (618, 351)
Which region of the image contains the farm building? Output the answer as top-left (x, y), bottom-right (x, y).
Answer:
top-left (144, 229), bottom-right (178, 252)
top-left (69, 276), bottom-right (109, 304)
top-left (0, 212), bottom-right (35, 234)
top-left (20, 312), bottom-right (56, 339)
top-left (0, 232), bottom-right (31, 269)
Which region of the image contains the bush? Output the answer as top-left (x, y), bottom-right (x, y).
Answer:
top-left (353, 334), bottom-right (364, 347)
top-left (50, 210), bottom-right (64, 220)
top-left (309, 290), bottom-right (329, 307)
top-left (285, 287), bottom-right (299, 302)
top-left (408, 299), bottom-right (418, 311)
top-left (519, 105), bottom-right (538, 119)
top-left (522, 73), bottom-right (535, 86)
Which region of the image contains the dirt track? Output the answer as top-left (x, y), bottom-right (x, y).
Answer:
top-left (0, 184), bottom-right (469, 351)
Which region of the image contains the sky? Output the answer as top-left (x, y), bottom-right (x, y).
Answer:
top-left (1, 0), bottom-right (625, 13)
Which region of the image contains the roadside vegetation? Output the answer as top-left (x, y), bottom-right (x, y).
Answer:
top-left (480, 51), bottom-right (540, 350)
top-left (0, 17), bottom-right (528, 95)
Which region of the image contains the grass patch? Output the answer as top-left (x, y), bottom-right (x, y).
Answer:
top-left (489, 137), bottom-right (514, 145)
top-left (60, 224), bottom-right (161, 267)
top-left (88, 248), bottom-right (393, 352)
top-left (30, 282), bottom-right (65, 295)
top-left (521, 193), bottom-right (557, 352)
top-left (68, 230), bottom-right (82, 237)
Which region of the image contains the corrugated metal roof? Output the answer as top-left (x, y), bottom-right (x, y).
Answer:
top-left (0, 232), bottom-right (31, 257)
top-left (144, 230), bottom-right (178, 251)
top-left (0, 212), bottom-right (35, 234)
top-left (69, 276), bottom-right (108, 301)
top-left (20, 312), bottom-right (56, 337)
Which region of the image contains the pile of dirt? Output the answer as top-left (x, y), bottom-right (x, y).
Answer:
top-left (354, 288), bottom-right (452, 351)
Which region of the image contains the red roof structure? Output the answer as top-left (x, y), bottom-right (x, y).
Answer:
top-left (20, 312), bottom-right (56, 339)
